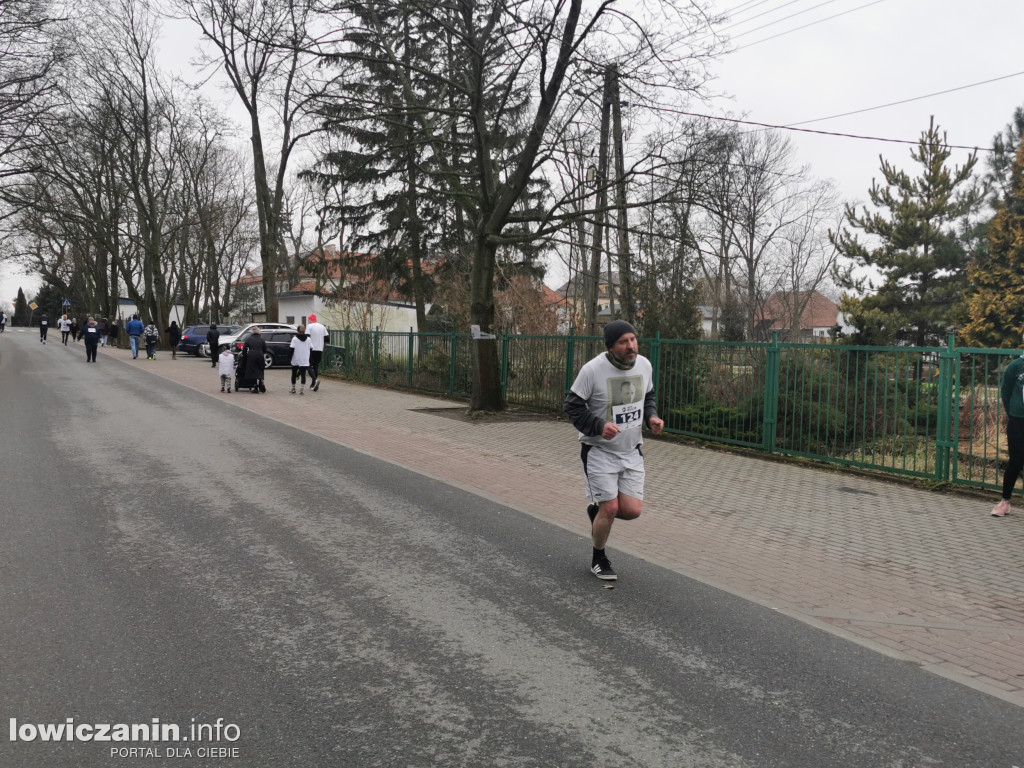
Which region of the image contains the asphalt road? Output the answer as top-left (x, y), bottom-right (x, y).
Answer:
top-left (1, 330), bottom-right (1021, 768)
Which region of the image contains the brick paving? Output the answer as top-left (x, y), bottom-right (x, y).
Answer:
top-left (113, 344), bottom-right (1024, 707)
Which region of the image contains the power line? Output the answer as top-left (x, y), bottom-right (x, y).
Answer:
top-left (720, 0), bottom-right (779, 17)
top-left (693, 0), bottom-right (851, 47)
top-left (730, 0), bottom-right (853, 40)
top-left (664, 108), bottom-right (994, 152)
top-left (733, 0), bottom-right (889, 52)
top-left (784, 70), bottom-right (1024, 127)
top-left (717, 0), bottom-right (807, 35)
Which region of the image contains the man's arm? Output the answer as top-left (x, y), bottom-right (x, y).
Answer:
top-left (643, 389), bottom-right (659, 427)
top-left (643, 389), bottom-right (664, 435)
top-left (563, 391), bottom-right (605, 437)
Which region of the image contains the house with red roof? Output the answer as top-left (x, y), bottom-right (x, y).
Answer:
top-left (755, 290), bottom-right (841, 342)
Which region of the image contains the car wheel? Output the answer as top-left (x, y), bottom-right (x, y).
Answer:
top-left (264, 352), bottom-right (274, 369)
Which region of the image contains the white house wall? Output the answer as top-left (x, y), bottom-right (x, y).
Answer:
top-left (277, 295), bottom-right (424, 335)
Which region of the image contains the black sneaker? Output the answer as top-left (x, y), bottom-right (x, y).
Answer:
top-left (591, 554), bottom-right (617, 581)
top-left (587, 504), bottom-right (599, 527)
top-left (311, 379), bottom-right (320, 392)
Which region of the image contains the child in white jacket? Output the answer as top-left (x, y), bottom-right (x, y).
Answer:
top-left (218, 345), bottom-right (235, 393)
top-left (289, 326), bottom-right (313, 395)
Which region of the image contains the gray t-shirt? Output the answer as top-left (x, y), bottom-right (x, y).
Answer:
top-left (570, 353), bottom-right (653, 454)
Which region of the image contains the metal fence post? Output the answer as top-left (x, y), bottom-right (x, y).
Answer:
top-left (564, 326), bottom-right (576, 395)
top-left (651, 330), bottom-right (662, 394)
top-left (448, 331), bottom-right (457, 395)
top-left (500, 333), bottom-right (510, 401)
top-left (373, 328), bottom-right (379, 383)
top-left (935, 333), bottom-right (957, 482)
top-left (407, 327), bottom-right (414, 387)
top-left (763, 332), bottom-right (780, 452)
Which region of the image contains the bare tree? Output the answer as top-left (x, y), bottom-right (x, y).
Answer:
top-left (173, 106), bottom-right (257, 321)
top-left (770, 180), bottom-right (842, 341)
top-left (328, 0), bottom-right (724, 409)
top-left (176, 0), bottom-right (328, 322)
top-left (715, 130), bottom-right (806, 339)
top-left (0, 0), bottom-right (66, 195)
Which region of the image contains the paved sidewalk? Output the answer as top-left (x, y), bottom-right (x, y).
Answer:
top-left (108, 343), bottom-right (1024, 707)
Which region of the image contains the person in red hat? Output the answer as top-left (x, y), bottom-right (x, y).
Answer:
top-left (563, 320), bottom-right (663, 581)
top-left (305, 313), bottom-right (328, 392)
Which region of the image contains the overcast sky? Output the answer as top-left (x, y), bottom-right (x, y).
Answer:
top-left (706, 0), bottom-right (1024, 204)
top-left (4, 0), bottom-right (1021, 308)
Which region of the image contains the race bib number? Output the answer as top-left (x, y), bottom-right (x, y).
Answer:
top-left (612, 402), bottom-right (642, 428)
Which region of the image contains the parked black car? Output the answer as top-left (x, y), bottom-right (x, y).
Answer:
top-left (179, 324), bottom-right (239, 356)
top-left (233, 328), bottom-right (299, 370)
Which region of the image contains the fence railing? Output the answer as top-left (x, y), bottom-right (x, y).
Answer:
top-left (324, 328), bottom-right (1023, 493)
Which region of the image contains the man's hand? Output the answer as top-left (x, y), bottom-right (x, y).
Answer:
top-left (601, 422), bottom-right (621, 440)
top-left (648, 416), bottom-right (664, 435)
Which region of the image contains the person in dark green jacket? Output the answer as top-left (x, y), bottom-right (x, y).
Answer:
top-left (994, 352), bottom-right (1024, 517)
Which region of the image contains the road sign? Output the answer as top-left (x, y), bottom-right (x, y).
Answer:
top-left (29, 302), bottom-right (37, 310)
top-left (62, 298), bottom-right (71, 308)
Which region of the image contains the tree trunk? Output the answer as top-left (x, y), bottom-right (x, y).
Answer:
top-left (251, 116), bottom-right (279, 322)
top-left (469, 236), bottom-right (503, 411)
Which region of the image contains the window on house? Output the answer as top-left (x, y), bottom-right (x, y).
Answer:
top-left (286, 316), bottom-right (295, 324)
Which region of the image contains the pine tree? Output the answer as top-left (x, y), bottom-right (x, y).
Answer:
top-left (832, 117), bottom-right (981, 346)
top-left (987, 106), bottom-right (1024, 210)
top-left (15, 287), bottom-right (29, 325)
top-left (961, 138), bottom-right (1024, 348)
top-left (309, 4), bottom-right (462, 332)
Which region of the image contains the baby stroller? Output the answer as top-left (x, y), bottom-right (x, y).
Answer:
top-left (234, 348), bottom-right (266, 393)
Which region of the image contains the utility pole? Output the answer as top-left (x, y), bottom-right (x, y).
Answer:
top-left (609, 63), bottom-right (635, 324)
top-left (584, 67), bottom-right (613, 336)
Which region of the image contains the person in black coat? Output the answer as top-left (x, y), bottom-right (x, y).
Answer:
top-left (242, 327), bottom-right (267, 392)
top-left (206, 323), bottom-right (220, 367)
top-left (167, 320), bottom-right (182, 359)
top-left (77, 316), bottom-right (101, 362)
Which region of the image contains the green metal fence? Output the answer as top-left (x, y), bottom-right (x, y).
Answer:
top-left (323, 328), bottom-right (1023, 493)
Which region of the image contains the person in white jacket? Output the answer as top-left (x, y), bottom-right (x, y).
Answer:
top-left (218, 345), bottom-right (235, 393)
top-left (289, 326), bottom-right (313, 395)
top-left (58, 314), bottom-right (72, 345)
top-left (305, 314), bottom-right (328, 391)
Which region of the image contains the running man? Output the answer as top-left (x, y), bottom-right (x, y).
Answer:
top-left (563, 320), bottom-right (664, 581)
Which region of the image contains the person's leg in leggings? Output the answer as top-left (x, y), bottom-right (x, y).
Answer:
top-left (1002, 416), bottom-right (1024, 500)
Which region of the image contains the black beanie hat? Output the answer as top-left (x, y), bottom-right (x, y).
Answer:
top-left (603, 320), bottom-right (637, 348)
